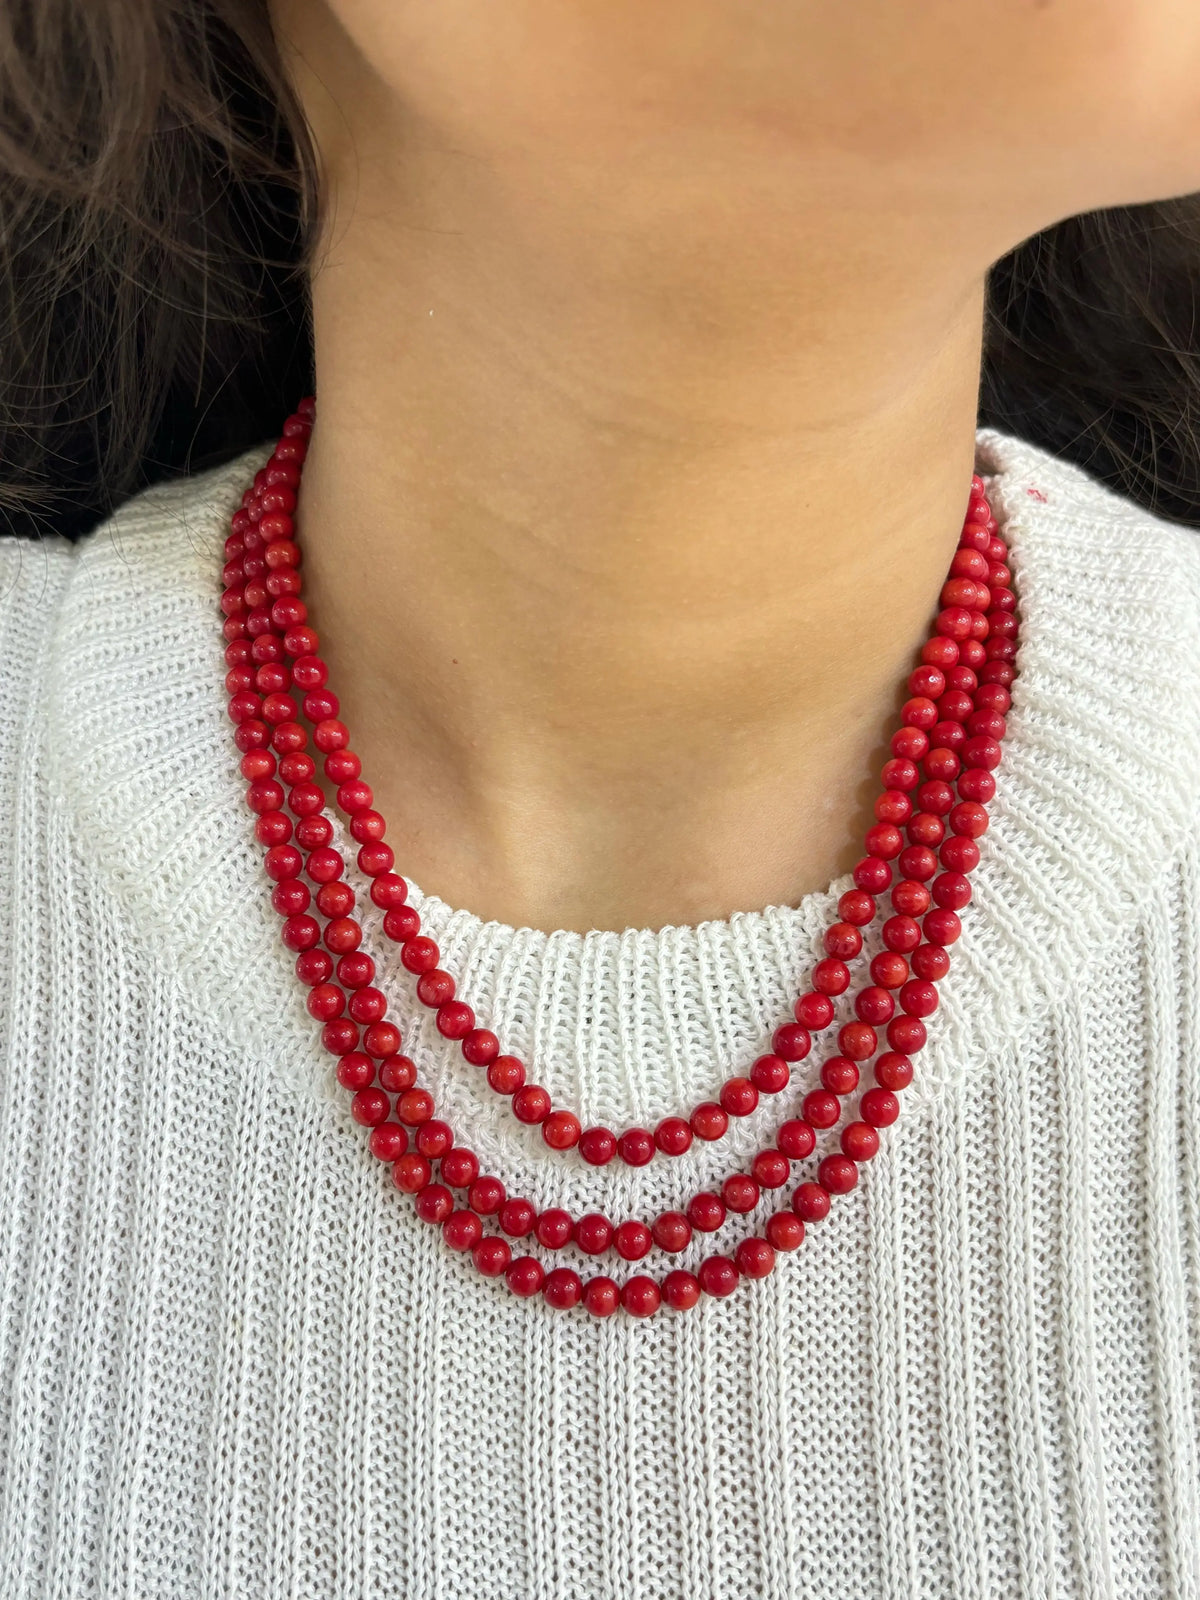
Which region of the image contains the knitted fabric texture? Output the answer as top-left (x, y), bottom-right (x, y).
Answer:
top-left (1, 428), bottom-right (1199, 1599)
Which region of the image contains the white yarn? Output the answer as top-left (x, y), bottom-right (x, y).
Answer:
top-left (0, 427), bottom-right (1198, 1598)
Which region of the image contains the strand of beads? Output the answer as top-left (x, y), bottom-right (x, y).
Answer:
top-left (220, 403), bottom-right (1017, 1315)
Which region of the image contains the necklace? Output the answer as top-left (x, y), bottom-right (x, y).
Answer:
top-left (220, 398), bottom-right (1017, 1316)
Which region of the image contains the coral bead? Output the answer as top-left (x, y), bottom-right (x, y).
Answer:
top-left (766, 1211), bottom-right (805, 1251)
top-left (472, 1237), bottom-right (511, 1277)
top-left (772, 1023), bottom-right (812, 1062)
top-left (443, 1211), bottom-right (483, 1252)
top-left (579, 1126), bottom-right (617, 1166)
top-left (749, 1053), bottom-right (790, 1093)
top-left (662, 1270), bottom-right (702, 1311)
top-left (722, 1173), bottom-right (760, 1213)
top-left (792, 1182), bottom-right (831, 1222)
top-left (535, 1209), bottom-right (574, 1250)
top-left (719, 1078), bottom-right (759, 1117)
top-left (621, 1277), bottom-right (662, 1318)
top-left (691, 1102), bottom-right (729, 1141)
top-left (441, 1148), bottom-right (479, 1188)
top-left (812, 957), bottom-right (850, 995)
top-left (778, 1119), bottom-right (816, 1160)
top-left (841, 1122), bottom-right (880, 1162)
top-left (698, 1257), bottom-right (740, 1298)
top-left (575, 1214), bottom-right (615, 1255)
top-left (617, 1127), bottom-right (655, 1167)
top-left (803, 1089), bottom-right (841, 1128)
top-left (414, 1184), bottom-right (454, 1224)
top-left (512, 1085), bottom-right (551, 1124)
top-left (542, 1268), bottom-right (583, 1310)
top-left (819, 1154), bottom-right (859, 1194)
top-left (734, 1238), bottom-right (776, 1280)
top-left (506, 1257), bottom-right (545, 1297)
top-left (350, 1087), bottom-right (389, 1126)
top-left (468, 1175), bottom-right (506, 1215)
top-left (499, 1198), bottom-right (536, 1237)
top-left (824, 920), bottom-right (864, 958)
top-left (416, 1120), bottom-right (454, 1159)
top-left (687, 1193), bottom-right (727, 1232)
top-left (392, 1153), bottom-right (431, 1194)
top-left (368, 1122), bottom-right (407, 1163)
top-left (542, 1110), bottom-right (582, 1150)
top-left (838, 1022), bottom-right (877, 1060)
top-left (795, 992), bottom-right (835, 1029)
top-left (652, 1211), bottom-right (693, 1252)
top-left (751, 1149), bottom-right (790, 1190)
top-left (615, 1220), bottom-right (653, 1261)
top-left (820, 1056), bottom-right (859, 1096)
top-left (487, 1056), bottom-right (526, 1096)
top-left (861, 1087), bottom-right (900, 1127)
top-left (654, 1117), bottom-right (693, 1155)
top-left (584, 1277), bottom-right (620, 1318)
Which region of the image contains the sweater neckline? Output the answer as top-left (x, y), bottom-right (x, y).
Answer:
top-left (42, 429), bottom-right (1200, 1190)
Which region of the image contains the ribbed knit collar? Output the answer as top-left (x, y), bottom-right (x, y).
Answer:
top-left (43, 428), bottom-right (1200, 1213)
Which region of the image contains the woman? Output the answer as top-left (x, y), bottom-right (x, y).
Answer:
top-left (1, 3), bottom-right (1199, 1595)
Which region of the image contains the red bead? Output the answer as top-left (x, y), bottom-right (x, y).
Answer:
top-left (795, 992), bottom-right (835, 1030)
top-left (910, 942), bottom-right (950, 981)
top-left (812, 957), bottom-right (850, 995)
top-left (949, 800), bottom-right (989, 838)
top-left (690, 1102), bottom-right (729, 1141)
top-left (316, 880), bottom-right (353, 917)
top-left (472, 1237), bottom-right (512, 1277)
top-left (468, 1175), bottom-right (506, 1215)
top-left (824, 920), bottom-right (864, 958)
top-left (416, 1119), bottom-right (454, 1159)
top-left (772, 1023), bottom-right (812, 1062)
top-left (370, 872), bottom-right (409, 909)
top-left (719, 1077), bottom-right (759, 1117)
top-left (923, 907), bottom-right (961, 945)
top-left (820, 1056), bottom-right (859, 1096)
top-left (368, 1122), bottom-right (407, 1162)
top-left (818, 1154), bottom-right (859, 1194)
top-left (734, 1237), bottom-right (776, 1280)
top-left (962, 735), bottom-right (1002, 771)
top-left (854, 986), bottom-right (895, 1025)
top-left (535, 1208), bottom-right (574, 1249)
top-left (870, 951), bottom-right (909, 989)
top-left (400, 936), bottom-right (440, 974)
top-left (350, 1087), bottom-right (389, 1127)
top-left (722, 1173), bottom-right (760, 1213)
top-left (363, 1021), bottom-right (402, 1058)
top-left (766, 1211), bottom-right (805, 1251)
top-left (348, 987), bottom-right (387, 1023)
top-left (512, 1084), bottom-right (551, 1124)
top-left (621, 1276), bottom-right (662, 1318)
top-left (792, 1182), bottom-right (831, 1222)
top-left (861, 1087), bottom-right (900, 1127)
top-left (542, 1268), bottom-right (583, 1310)
top-left (698, 1257), bottom-right (740, 1298)
top-left (778, 1119), bottom-right (816, 1159)
top-left (306, 983), bottom-right (343, 1020)
top-left (462, 1028), bottom-right (499, 1065)
top-left (899, 979), bottom-right (939, 1018)
top-left (853, 855), bottom-right (892, 893)
top-left (379, 1055), bottom-right (417, 1092)
top-left (397, 1087), bottom-right (435, 1125)
top-left (323, 915), bottom-right (361, 953)
top-left (838, 1021), bottom-right (877, 1060)
top-left (336, 1052), bottom-right (374, 1091)
top-left (931, 872), bottom-right (972, 910)
top-left (265, 844), bottom-right (302, 881)
top-left (651, 1211), bottom-right (692, 1252)
top-left (416, 969), bottom-right (456, 1008)
top-left (487, 1055), bottom-right (526, 1096)
top-left (841, 1121), bottom-right (880, 1161)
top-left (875, 1051), bottom-right (914, 1091)
top-left (803, 1089), bottom-right (841, 1128)
top-left (617, 1127), bottom-right (655, 1167)
top-left (940, 835), bottom-right (979, 873)
top-left (749, 1053), bottom-right (790, 1093)
top-left (662, 1270), bottom-right (702, 1311)
top-left (542, 1110), bottom-right (581, 1149)
top-left (579, 1126), bottom-right (617, 1166)
top-left (583, 1277), bottom-right (620, 1318)
top-left (897, 845), bottom-right (938, 882)
top-left (414, 1183), bottom-right (454, 1224)
top-left (837, 889), bottom-right (877, 926)
top-left (614, 1220), bottom-right (652, 1261)
top-left (506, 1257), bottom-right (545, 1297)
top-left (443, 1211), bottom-right (483, 1252)
top-left (321, 1018), bottom-right (357, 1055)
top-left (336, 952), bottom-right (375, 990)
top-left (654, 1117), bottom-right (693, 1156)
top-left (891, 882), bottom-right (932, 920)
top-left (687, 1192), bottom-right (726, 1232)
top-left (441, 1148), bottom-right (480, 1188)
top-left (296, 950), bottom-right (332, 987)
top-left (499, 1198), bottom-right (536, 1238)
top-left (751, 1149), bottom-right (790, 1189)
top-left (575, 1213), bottom-right (615, 1255)
top-left (957, 767), bottom-right (996, 802)
top-left (908, 663), bottom-right (947, 698)
top-left (887, 1015), bottom-right (926, 1053)
top-left (864, 823), bottom-right (903, 859)
top-left (392, 1153), bottom-right (431, 1194)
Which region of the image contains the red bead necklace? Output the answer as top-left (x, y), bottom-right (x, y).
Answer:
top-left (220, 398), bottom-right (1018, 1317)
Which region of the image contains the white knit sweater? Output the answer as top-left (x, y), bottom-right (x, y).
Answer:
top-left (1, 427), bottom-right (1199, 1600)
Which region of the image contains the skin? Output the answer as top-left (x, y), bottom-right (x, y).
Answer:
top-left (267, 0), bottom-right (1200, 933)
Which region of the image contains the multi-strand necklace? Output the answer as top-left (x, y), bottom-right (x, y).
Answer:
top-left (219, 398), bottom-right (1017, 1317)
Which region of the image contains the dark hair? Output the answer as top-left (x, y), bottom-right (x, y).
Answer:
top-left (3, 0), bottom-right (1200, 541)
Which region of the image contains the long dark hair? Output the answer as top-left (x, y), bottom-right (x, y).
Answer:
top-left (3, 0), bottom-right (1200, 541)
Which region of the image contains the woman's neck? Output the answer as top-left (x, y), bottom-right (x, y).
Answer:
top-left (288, 50), bottom-right (988, 933)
